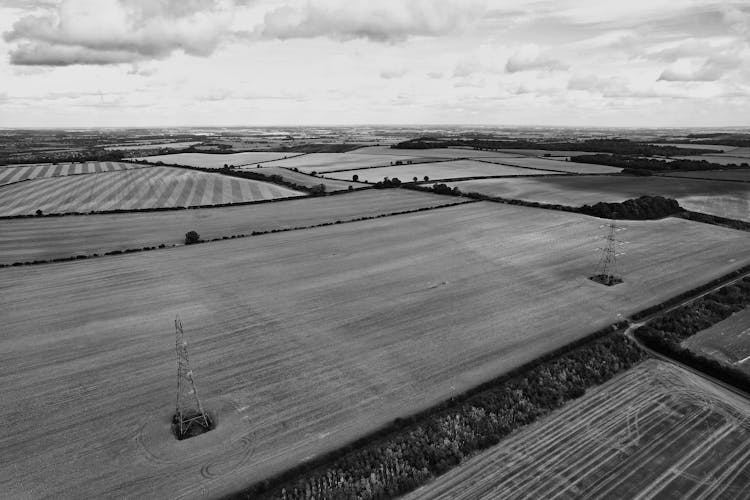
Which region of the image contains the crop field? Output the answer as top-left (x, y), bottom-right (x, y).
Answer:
top-left (405, 359), bottom-right (750, 500)
top-left (324, 159), bottom-right (562, 183)
top-left (683, 308), bottom-right (750, 375)
top-left (131, 152), bottom-right (296, 168)
top-left (0, 190), bottom-right (464, 264)
top-left (260, 152), bottom-right (427, 173)
top-left (352, 145), bottom-right (524, 158)
top-left (0, 166), bottom-right (304, 216)
top-left (446, 175), bottom-right (750, 221)
top-left (650, 143), bottom-right (736, 152)
top-left (494, 148), bottom-right (603, 157)
top-left (251, 165), bottom-right (370, 191)
top-left (676, 155), bottom-right (750, 166)
top-left (1, 202), bottom-right (749, 498)
top-left (0, 161), bottom-right (146, 186)
top-left (489, 156), bottom-right (623, 174)
top-left (660, 170), bottom-right (750, 182)
top-left (104, 141), bottom-right (201, 151)
top-left (716, 147), bottom-right (750, 158)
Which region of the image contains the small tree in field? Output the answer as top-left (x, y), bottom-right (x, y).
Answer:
top-left (185, 231), bottom-right (200, 245)
top-left (35, 209), bottom-right (43, 216)
top-left (423, 176), bottom-right (429, 182)
top-left (352, 174), bottom-right (359, 182)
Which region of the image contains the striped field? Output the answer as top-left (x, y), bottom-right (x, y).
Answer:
top-left (0, 166), bottom-right (305, 216)
top-left (406, 359), bottom-right (750, 500)
top-left (0, 162), bottom-right (147, 186)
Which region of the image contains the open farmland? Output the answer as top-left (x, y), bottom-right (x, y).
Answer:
top-left (675, 155), bottom-right (750, 166)
top-left (1, 203), bottom-right (749, 498)
top-left (683, 307), bottom-right (750, 375)
top-left (250, 165), bottom-right (370, 191)
top-left (446, 175), bottom-right (750, 221)
top-left (0, 161), bottom-right (146, 186)
top-left (0, 190), bottom-right (465, 264)
top-left (660, 170), bottom-right (750, 182)
top-left (0, 166), bottom-right (304, 216)
top-left (491, 156), bottom-right (623, 173)
top-left (132, 152), bottom-right (296, 168)
top-left (325, 159), bottom-right (562, 183)
top-left (259, 152), bottom-right (427, 173)
top-left (493, 148), bottom-right (604, 157)
top-left (405, 359), bottom-right (750, 500)
top-left (352, 145), bottom-right (524, 158)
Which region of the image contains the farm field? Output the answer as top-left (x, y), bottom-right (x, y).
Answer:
top-left (0, 161), bottom-right (146, 186)
top-left (494, 148), bottom-right (603, 157)
top-left (650, 143), bottom-right (736, 152)
top-left (660, 169), bottom-right (750, 182)
top-left (676, 155), bottom-right (750, 166)
top-left (324, 159), bottom-right (562, 183)
top-left (352, 145), bottom-right (524, 158)
top-left (492, 156), bottom-right (623, 174)
top-left (0, 166), bottom-right (304, 216)
top-left (104, 141), bottom-right (201, 151)
top-left (0, 190), bottom-right (463, 264)
top-left (259, 152), bottom-right (427, 173)
top-left (132, 152), bottom-right (296, 168)
top-left (405, 359), bottom-right (750, 500)
top-left (716, 147), bottom-right (750, 158)
top-left (1, 203), bottom-right (750, 498)
top-left (251, 165), bottom-right (370, 191)
top-left (683, 307), bottom-right (750, 375)
top-left (446, 175), bottom-right (750, 221)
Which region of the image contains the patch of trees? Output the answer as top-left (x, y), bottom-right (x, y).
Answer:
top-left (572, 154), bottom-right (750, 172)
top-left (634, 277), bottom-right (750, 393)
top-left (580, 195), bottom-right (682, 220)
top-left (392, 137), bottom-right (716, 157)
top-left (184, 231), bottom-right (201, 245)
top-left (228, 329), bottom-right (645, 500)
top-left (0, 148), bottom-right (126, 166)
top-left (373, 177), bottom-right (402, 189)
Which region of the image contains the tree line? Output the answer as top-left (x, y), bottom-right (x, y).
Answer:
top-left (572, 154), bottom-right (749, 172)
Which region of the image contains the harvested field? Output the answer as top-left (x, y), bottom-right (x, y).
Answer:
top-left (1, 203), bottom-right (749, 499)
top-left (260, 152), bottom-right (426, 173)
top-left (353, 145), bottom-right (523, 158)
top-left (494, 148), bottom-right (603, 157)
top-left (490, 156), bottom-right (623, 174)
top-left (131, 152), bottom-right (295, 168)
top-left (650, 143), bottom-right (736, 152)
top-left (325, 159), bottom-right (561, 183)
top-left (660, 170), bottom-right (750, 182)
top-left (104, 141), bottom-right (201, 151)
top-left (0, 190), bottom-right (464, 264)
top-left (446, 175), bottom-right (750, 221)
top-left (250, 165), bottom-right (370, 191)
top-left (405, 359), bottom-right (750, 500)
top-left (675, 155), bottom-right (750, 166)
top-left (0, 166), bottom-right (304, 216)
top-left (0, 161), bottom-right (146, 186)
top-left (683, 307), bottom-right (750, 374)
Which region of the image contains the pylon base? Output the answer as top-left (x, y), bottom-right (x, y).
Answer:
top-left (172, 411), bottom-right (214, 440)
top-left (589, 274), bottom-right (623, 286)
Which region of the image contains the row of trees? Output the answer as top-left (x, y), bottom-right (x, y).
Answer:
top-left (573, 154), bottom-right (749, 172)
top-left (230, 331), bottom-right (645, 500)
top-left (635, 277), bottom-right (750, 392)
top-left (392, 138), bottom-right (716, 157)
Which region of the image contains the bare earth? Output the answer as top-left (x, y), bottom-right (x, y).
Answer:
top-left (1, 203), bottom-right (749, 499)
top-left (684, 307), bottom-right (750, 374)
top-left (0, 190), bottom-right (465, 264)
top-left (405, 359), bottom-right (750, 500)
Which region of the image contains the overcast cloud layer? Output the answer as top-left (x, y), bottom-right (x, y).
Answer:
top-left (1, 0), bottom-right (749, 127)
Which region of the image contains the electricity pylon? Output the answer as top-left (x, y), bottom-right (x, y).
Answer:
top-left (592, 222), bottom-right (627, 286)
top-left (174, 315), bottom-right (210, 438)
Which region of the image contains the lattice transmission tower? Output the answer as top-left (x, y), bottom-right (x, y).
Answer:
top-left (591, 221), bottom-right (627, 286)
top-left (173, 315), bottom-right (211, 439)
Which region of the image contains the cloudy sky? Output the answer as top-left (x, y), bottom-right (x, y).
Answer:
top-left (1, 0), bottom-right (749, 127)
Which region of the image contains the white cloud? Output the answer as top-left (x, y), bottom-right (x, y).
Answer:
top-left (258, 0), bottom-right (486, 43)
top-left (505, 44), bottom-right (567, 73)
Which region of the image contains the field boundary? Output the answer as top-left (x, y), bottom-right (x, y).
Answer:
top-left (657, 172), bottom-right (750, 184)
top-left (0, 199), bottom-right (477, 268)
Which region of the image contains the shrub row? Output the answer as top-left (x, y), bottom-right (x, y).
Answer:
top-left (225, 326), bottom-right (645, 500)
top-left (0, 201), bottom-right (472, 269)
top-left (634, 277), bottom-right (750, 392)
top-left (572, 154), bottom-right (750, 172)
top-left (631, 264), bottom-right (750, 321)
top-left (678, 211), bottom-right (750, 232)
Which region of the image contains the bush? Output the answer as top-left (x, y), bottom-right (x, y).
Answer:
top-left (185, 231), bottom-right (200, 245)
